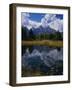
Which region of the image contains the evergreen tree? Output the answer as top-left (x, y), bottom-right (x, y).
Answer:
top-left (29, 29), bottom-right (35, 40)
top-left (22, 26), bottom-right (27, 40)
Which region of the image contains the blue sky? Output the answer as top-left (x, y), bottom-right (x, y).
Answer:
top-left (22, 12), bottom-right (63, 22)
top-left (21, 12), bottom-right (63, 32)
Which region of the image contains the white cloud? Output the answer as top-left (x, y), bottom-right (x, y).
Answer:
top-left (21, 13), bottom-right (41, 29)
top-left (41, 14), bottom-right (63, 32)
top-left (41, 18), bottom-right (48, 28)
top-left (44, 14), bottom-right (56, 21)
top-left (41, 15), bottom-right (48, 28)
top-left (21, 13), bottom-right (63, 32)
top-left (41, 14), bottom-right (56, 28)
top-left (29, 20), bottom-right (41, 29)
top-left (21, 13), bottom-right (30, 26)
top-left (49, 19), bottom-right (63, 32)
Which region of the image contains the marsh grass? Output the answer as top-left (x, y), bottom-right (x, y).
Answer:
top-left (22, 40), bottom-right (63, 48)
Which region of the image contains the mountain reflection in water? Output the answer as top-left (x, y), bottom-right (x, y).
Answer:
top-left (22, 46), bottom-right (63, 77)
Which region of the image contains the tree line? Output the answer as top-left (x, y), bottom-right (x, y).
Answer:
top-left (22, 26), bottom-right (63, 41)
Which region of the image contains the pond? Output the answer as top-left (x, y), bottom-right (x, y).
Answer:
top-left (22, 45), bottom-right (63, 77)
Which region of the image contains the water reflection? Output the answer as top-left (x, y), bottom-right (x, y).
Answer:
top-left (22, 46), bottom-right (63, 77)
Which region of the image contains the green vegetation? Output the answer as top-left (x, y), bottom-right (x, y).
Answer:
top-left (22, 26), bottom-right (63, 41)
top-left (22, 27), bottom-right (63, 77)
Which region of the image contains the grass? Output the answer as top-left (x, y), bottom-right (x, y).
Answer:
top-left (22, 40), bottom-right (63, 47)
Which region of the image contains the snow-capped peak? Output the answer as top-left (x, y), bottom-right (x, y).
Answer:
top-left (22, 13), bottom-right (63, 32)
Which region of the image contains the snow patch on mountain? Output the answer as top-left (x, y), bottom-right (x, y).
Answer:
top-left (49, 19), bottom-right (63, 32)
top-left (22, 48), bottom-right (63, 68)
top-left (21, 13), bottom-right (63, 32)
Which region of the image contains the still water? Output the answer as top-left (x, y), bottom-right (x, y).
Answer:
top-left (22, 46), bottom-right (63, 77)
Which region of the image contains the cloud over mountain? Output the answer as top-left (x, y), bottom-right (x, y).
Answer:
top-left (41, 14), bottom-right (56, 27)
top-left (49, 19), bottom-right (63, 32)
top-left (21, 13), bottom-right (63, 32)
top-left (21, 13), bottom-right (41, 29)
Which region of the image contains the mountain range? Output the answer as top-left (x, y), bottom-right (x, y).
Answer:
top-left (22, 24), bottom-right (63, 37)
top-left (31, 25), bottom-right (57, 35)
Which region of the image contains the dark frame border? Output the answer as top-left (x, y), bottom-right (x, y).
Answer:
top-left (9, 3), bottom-right (70, 86)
